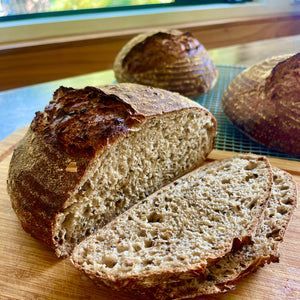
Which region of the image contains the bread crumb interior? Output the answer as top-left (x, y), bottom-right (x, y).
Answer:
top-left (54, 109), bottom-right (215, 256)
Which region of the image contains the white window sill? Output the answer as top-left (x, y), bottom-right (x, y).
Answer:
top-left (0, 0), bottom-right (298, 44)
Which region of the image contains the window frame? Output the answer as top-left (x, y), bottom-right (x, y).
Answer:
top-left (0, 1), bottom-right (253, 21)
top-left (0, 0), bottom-right (297, 45)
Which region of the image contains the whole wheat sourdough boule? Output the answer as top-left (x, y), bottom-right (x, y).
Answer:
top-left (7, 83), bottom-right (217, 257)
top-left (71, 154), bottom-right (272, 292)
top-left (140, 167), bottom-right (297, 300)
top-left (222, 52), bottom-right (300, 156)
top-left (114, 29), bottom-right (218, 97)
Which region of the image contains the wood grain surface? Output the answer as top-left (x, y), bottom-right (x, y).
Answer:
top-left (0, 128), bottom-right (299, 300)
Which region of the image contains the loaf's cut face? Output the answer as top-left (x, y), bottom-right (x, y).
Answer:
top-left (7, 83), bottom-right (216, 257)
top-left (71, 154), bottom-right (272, 291)
top-left (114, 29), bottom-right (218, 97)
top-left (222, 52), bottom-right (300, 156)
top-left (142, 167), bottom-right (297, 300)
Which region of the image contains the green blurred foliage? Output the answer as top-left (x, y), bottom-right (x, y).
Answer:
top-left (50, 0), bottom-right (173, 11)
top-left (0, 0), bottom-right (174, 16)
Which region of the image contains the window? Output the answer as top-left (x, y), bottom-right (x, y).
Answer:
top-left (1, 1), bottom-right (294, 44)
top-left (0, 0), bottom-right (252, 19)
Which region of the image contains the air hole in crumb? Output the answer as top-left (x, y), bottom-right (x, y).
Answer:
top-left (165, 196), bottom-right (173, 202)
top-left (207, 275), bottom-right (213, 281)
top-left (147, 211), bottom-right (163, 223)
top-left (117, 244), bottom-right (129, 253)
top-left (102, 256), bottom-right (117, 268)
top-left (138, 230), bottom-right (147, 237)
top-left (144, 239), bottom-right (153, 248)
top-left (245, 173), bottom-right (258, 181)
top-left (282, 198), bottom-right (293, 205)
top-left (96, 236), bottom-right (105, 242)
top-left (277, 206), bottom-right (288, 215)
top-left (133, 244), bottom-right (142, 252)
top-left (143, 258), bottom-right (154, 266)
top-left (83, 206), bottom-right (91, 216)
top-left (280, 186), bottom-right (290, 191)
top-left (160, 232), bottom-right (171, 240)
top-left (266, 229), bottom-right (281, 239)
top-left (221, 178), bottom-right (230, 184)
top-left (165, 256), bottom-right (174, 262)
top-left (244, 162), bottom-right (258, 170)
top-left (115, 199), bottom-right (122, 208)
top-left (248, 200), bottom-right (256, 210)
top-left (62, 213), bottom-right (74, 226)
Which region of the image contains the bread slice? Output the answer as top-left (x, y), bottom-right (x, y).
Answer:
top-left (141, 167), bottom-right (297, 300)
top-left (7, 83), bottom-right (217, 257)
top-left (71, 154), bottom-right (272, 292)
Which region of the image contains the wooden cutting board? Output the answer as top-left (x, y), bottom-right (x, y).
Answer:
top-left (1, 127), bottom-right (299, 300)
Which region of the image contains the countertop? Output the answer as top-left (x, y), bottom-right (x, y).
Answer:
top-left (0, 34), bottom-right (300, 300)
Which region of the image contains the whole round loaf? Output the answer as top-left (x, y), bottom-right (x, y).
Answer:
top-left (222, 52), bottom-right (300, 156)
top-left (113, 29), bottom-right (218, 97)
top-left (7, 83), bottom-right (217, 257)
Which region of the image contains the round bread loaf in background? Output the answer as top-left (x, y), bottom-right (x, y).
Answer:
top-left (113, 29), bottom-right (218, 98)
top-left (222, 53), bottom-right (300, 156)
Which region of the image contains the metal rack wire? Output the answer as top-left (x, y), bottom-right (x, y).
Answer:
top-left (194, 65), bottom-right (300, 161)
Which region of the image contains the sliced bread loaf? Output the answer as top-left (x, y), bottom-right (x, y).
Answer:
top-left (7, 83), bottom-right (217, 257)
top-left (141, 167), bottom-right (297, 299)
top-left (71, 154), bottom-right (272, 291)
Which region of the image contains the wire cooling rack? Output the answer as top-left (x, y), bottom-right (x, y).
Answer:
top-left (193, 65), bottom-right (300, 162)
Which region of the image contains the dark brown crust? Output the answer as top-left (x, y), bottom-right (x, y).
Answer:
top-left (114, 29), bottom-right (218, 97)
top-left (222, 53), bottom-right (300, 156)
top-left (8, 130), bottom-right (89, 248)
top-left (7, 82), bottom-right (216, 254)
top-left (31, 86), bottom-right (145, 155)
top-left (122, 31), bottom-right (203, 74)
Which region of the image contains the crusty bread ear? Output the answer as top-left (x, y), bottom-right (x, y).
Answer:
top-left (222, 53), bottom-right (300, 156)
top-left (71, 154), bottom-right (272, 292)
top-left (7, 83), bottom-right (216, 257)
top-left (138, 167), bottom-right (297, 300)
top-left (114, 29), bottom-right (218, 97)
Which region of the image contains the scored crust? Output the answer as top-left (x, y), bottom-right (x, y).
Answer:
top-left (114, 29), bottom-right (218, 97)
top-left (222, 53), bottom-right (300, 156)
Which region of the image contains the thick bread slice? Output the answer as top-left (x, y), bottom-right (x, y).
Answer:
top-left (143, 167), bottom-right (297, 300)
top-left (7, 83), bottom-right (217, 257)
top-left (71, 154), bottom-right (272, 291)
